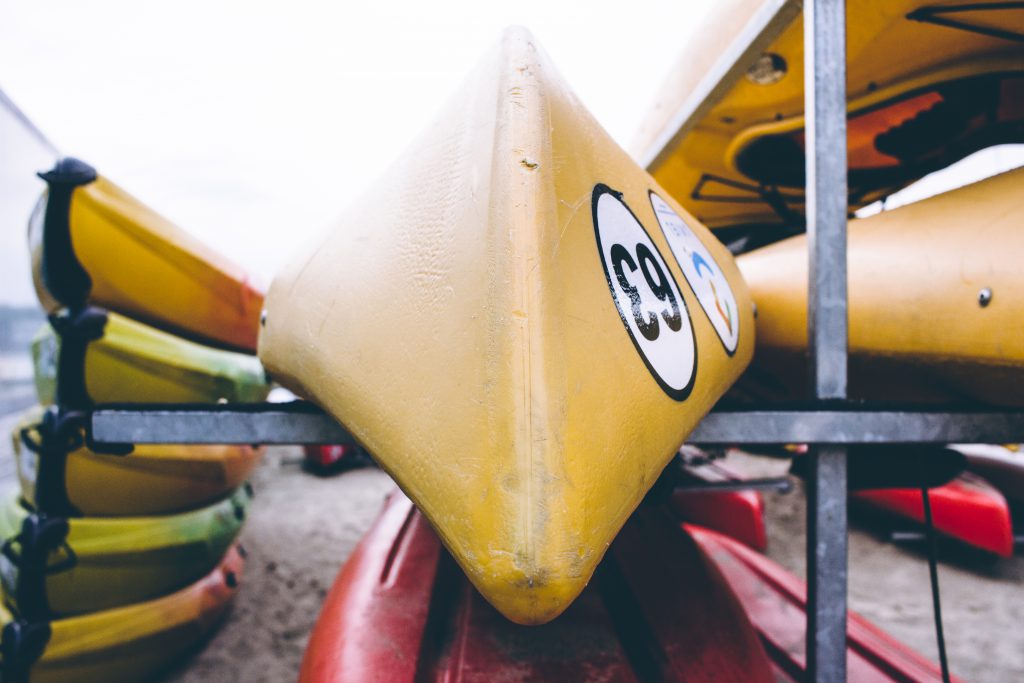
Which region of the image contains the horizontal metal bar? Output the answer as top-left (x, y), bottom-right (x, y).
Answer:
top-left (91, 404), bottom-right (354, 445)
top-left (674, 477), bottom-right (793, 494)
top-left (88, 404), bottom-right (1024, 446)
top-left (693, 409), bottom-right (1024, 445)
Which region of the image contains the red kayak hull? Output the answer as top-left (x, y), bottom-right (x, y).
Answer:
top-left (689, 525), bottom-right (960, 682)
top-left (670, 488), bottom-right (767, 551)
top-left (854, 474), bottom-right (1014, 557)
top-left (301, 491), bottom-right (952, 682)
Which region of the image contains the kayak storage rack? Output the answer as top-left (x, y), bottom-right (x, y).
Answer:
top-left (79, 1), bottom-right (1024, 681)
top-left (89, 402), bottom-right (1024, 449)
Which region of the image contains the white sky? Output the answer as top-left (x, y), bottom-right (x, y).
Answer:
top-left (0, 0), bottom-right (712, 305)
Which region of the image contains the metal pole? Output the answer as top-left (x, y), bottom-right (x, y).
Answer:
top-left (804, 0), bottom-right (849, 680)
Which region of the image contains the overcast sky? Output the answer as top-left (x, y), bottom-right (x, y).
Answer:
top-left (1, 0), bottom-right (715, 306)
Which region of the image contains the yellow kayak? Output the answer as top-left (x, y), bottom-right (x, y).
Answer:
top-left (0, 545), bottom-right (243, 683)
top-left (737, 167), bottom-right (1024, 406)
top-left (0, 485), bottom-right (251, 617)
top-left (31, 307), bottom-right (270, 408)
top-left (259, 28), bottom-right (754, 625)
top-left (12, 406), bottom-right (262, 517)
top-left (29, 157), bottom-right (264, 352)
top-left (633, 0), bottom-right (1024, 233)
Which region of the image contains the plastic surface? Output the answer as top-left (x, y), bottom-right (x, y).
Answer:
top-left (633, 0), bottom-right (1024, 232)
top-left (737, 169), bottom-right (1024, 406)
top-left (670, 489), bottom-right (767, 551)
top-left (301, 491), bottom-right (952, 682)
top-left (29, 168), bottom-right (264, 352)
top-left (31, 309), bottom-right (270, 407)
top-left (688, 525), bottom-right (960, 682)
top-left (854, 474), bottom-right (1015, 557)
top-left (0, 545), bottom-right (244, 683)
top-left (299, 491), bottom-right (774, 682)
top-left (11, 407), bottom-right (262, 516)
top-left (0, 485), bottom-right (250, 616)
top-left (260, 28), bottom-right (754, 625)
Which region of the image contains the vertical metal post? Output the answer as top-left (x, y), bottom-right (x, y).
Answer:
top-left (804, 0), bottom-right (849, 681)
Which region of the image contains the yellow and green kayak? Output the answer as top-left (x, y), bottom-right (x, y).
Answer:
top-left (0, 545), bottom-right (243, 683)
top-left (29, 157), bottom-right (264, 352)
top-left (31, 307), bottom-right (270, 408)
top-left (259, 28), bottom-right (754, 625)
top-left (737, 167), bottom-right (1024, 406)
top-left (633, 0), bottom-right (1024, 234)
top-left (0, 485), bottom-right (250, 617)
top-left (12, 407), bottom-right (263, 517)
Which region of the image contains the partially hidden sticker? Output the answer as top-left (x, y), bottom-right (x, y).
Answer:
top-left (649, 192), bottom-right (739, 354)
top-left (593, 185), bottom-right (696, 401)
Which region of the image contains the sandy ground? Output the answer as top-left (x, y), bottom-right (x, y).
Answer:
top-left (0, 412), bottom-right (1019, 682)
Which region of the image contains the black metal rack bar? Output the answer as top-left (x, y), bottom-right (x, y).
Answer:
top-left (89, 405), bottom-right (1024, 447)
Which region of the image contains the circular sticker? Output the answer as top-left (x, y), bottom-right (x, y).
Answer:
top-left (592, 185), bottom-right (696, 401)
top-left (649, 192), bottom-right (740, 354)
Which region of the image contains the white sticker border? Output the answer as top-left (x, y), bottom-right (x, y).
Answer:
top-left (592, 183), bottom-right (697, 402)
top-left (648, 190), bottom-right (740, 356)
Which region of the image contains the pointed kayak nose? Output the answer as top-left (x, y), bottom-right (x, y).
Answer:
top-left (259, 26), bottom-right (754, 624)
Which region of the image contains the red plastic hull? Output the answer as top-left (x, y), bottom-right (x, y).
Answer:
top-left (303, 445), bottom-right (358, 469)
top-left (302, 491), bottom-right (953, 682)
top-left (688, 525), bottom-right (960, 682)
top-left (854, 474), bottom-right (1014, 557)
top-left (670, 489), bottom-right (767, 551)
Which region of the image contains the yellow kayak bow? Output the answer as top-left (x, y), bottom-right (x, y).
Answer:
top-left (29, 158), bottom-right (264, 352)
top-left (259, 28), bottom-right (754, 624)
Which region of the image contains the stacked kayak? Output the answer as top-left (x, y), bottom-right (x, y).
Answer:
top-left (259, 26), bottom-right (755, 626)
top-left (0, 485), bottom-right (251, 617)
top-left (30, 308), bottom-right (268, 408)
top-left (633, 0), bottom-right (1024, 240)
top-left (12, 407), bottom-right (260, 516)
top-left (3, 155), bottom-right (269, 681)
top-left (0, 546), bottom-right (244, 683)
top-left (29, 158), bottom-right (263, 352)
top-left (736, 168), bottom-right (1024, 407)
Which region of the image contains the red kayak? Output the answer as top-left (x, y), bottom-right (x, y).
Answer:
top-left (301, 491), bottom-right (953, 683)
top-left (668, 457), bottom-right (768, 551)
top-left (670, 488), bottom-right (767, 551)
top-left (854, 473), bottom-right (1014, 557)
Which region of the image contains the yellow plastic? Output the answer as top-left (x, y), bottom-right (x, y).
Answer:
top-left (632, 0), bottom-right (1024, 230)
top-left (0, 546), bottom-right (243, 683)
top-left (259, 28), bottom-right (754, 624)
top-left (28, 174), bottom-right (264, 352)
top-left (11, 407), bottom-right (262, 516)
top-left (31, 310), bottom-right (270, 406)
top-left (0, 485), bottom-right (250, 616)
top-left (738, 168), bottom-right (1024, 406)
